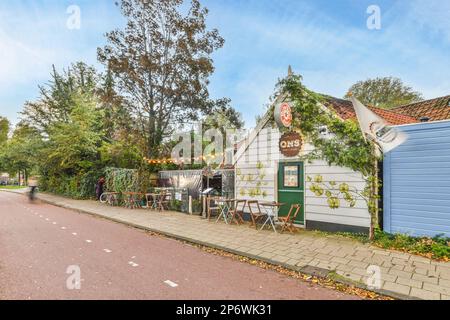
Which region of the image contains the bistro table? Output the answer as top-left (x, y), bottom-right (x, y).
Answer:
top-left (145, 193), bottom-right (160, 210)
top-left (259, 202), bottom-right (285, 233)
top-left (215, 198), bottom-right (235, 224)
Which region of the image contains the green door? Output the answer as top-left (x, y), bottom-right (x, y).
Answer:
top-left (277, 162), bottom-right (305, 225)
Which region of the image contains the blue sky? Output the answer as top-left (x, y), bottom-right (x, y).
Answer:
top-left (1, 0), bottom-right (449, 128)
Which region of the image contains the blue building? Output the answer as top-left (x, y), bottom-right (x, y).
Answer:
top-left (383, 120), bottom-right (450, 237)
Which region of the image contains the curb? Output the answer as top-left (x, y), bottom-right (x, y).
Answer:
top-left (1, 190), bottom-right (420, 300)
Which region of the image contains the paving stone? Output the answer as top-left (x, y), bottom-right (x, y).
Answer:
top-left (331, 256), bottom-right (351, 265)
top-left (382, 281), bottom-right (411, 296)
top-left (379, 272), bottom-right (398, 283)
top-left (391, 264), bottom-right (405, 271)
top-left (351, 267), bottom-right (369, 277)
top-left (408, 255), bottom-right (432, 264)
top-left (316, 262), bottom-right (339, 271)
top-left (390, 252), bottom-right (411, 260)
top-left (259, 251), bottom-right (277, 259)
top-left (396, 277), bottom-right (423, 289)
top-left (403, 266), bottom-right (415, 273)
top-left (371, 249), bottom-right (391, 256)
top-left (364, 254), bottom-right (391, 266)
top-left (412, 261), bottom-right (436, 271)
top-left (315, 253), bottom-right (333, 261)
top-left (342, 273), bottom-right (362, 283)
top-left (335, 264), bottom-right (354, 273)
top-left (348, 260), bottom-right (369, 269)
top-left (412, 273), bottom-right (439, 284)
top-left (423, 283), bottom-right (450, 296)
top-left (271, 255), bottom-right (291, 264)
top-left (439, 278), bottom-right (450, 288)
top-left (391, 258), bottom-right (411, 266)
top-left (285, 258), bottom-right (299, 266)
top-left (388, 268), bottom-right (412, 279)
top-left (410, 288), bottom-right (441, 300)
top-left (415, 268), bottom-right (428, 275)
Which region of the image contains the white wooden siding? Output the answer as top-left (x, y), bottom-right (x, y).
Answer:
top-left (235, 126), bottom-right (370, 228)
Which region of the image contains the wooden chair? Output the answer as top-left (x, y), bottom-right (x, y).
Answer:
top-left (228, 200), bottom-right (246, 225)
top-left (279, 204), bottom-right (301, 233)
top-left (158, 192), bottom-right (171, 211)
top-left (207, 196), bottom-right (221, 220)
top-left (247, 200), bottom-right (267, 229)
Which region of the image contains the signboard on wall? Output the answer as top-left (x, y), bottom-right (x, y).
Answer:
top-left (274, 102), bottom-right (293, 128)
top-left (279, 132), bottom-right (302, 157)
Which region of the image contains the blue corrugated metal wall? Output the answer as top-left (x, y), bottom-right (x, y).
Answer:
top-left (384, 120), bottom-right (450, 237)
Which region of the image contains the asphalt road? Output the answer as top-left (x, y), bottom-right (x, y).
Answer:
top-left (0, 191), bottom-right (359, 300)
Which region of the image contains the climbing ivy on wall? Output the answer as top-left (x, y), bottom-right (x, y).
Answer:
top-left (278, 75), bottom-right (380, 238)
top-left (237, 161), bottom-right (269, 198)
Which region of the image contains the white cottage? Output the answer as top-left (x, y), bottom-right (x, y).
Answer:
top-left (234, 92), bottom-right (417, 234)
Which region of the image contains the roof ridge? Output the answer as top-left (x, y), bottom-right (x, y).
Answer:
top-left (392, 95), bottom-right (450, 109)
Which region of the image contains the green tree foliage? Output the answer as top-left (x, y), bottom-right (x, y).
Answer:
top-left (21, 62), bottom-right (99, 134)
top-left (37, 93), bottom-right (105, 198)
top-left (98, 0), bottom-right (227, 158)
top-left (18, 63), bottom-right (144, 198)
top-left (0, 116), bottom-right (9, 145)
top-left (345, 77), bottom-right (423, 109)
top-left (203, 105), bottom-right (244, 130)
top-left (0, 123), bottom-right (42, 179)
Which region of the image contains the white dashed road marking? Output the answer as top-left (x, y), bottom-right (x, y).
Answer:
top-left (72, 233), bottom-right (77, 236)
top-left (86, 240), bottom-right (92, 243)
top-left (164, 280), bottom-right (179, 288)
top-left (52, 222), bottom-right (57, 225)
top-left (103, 249), bottom-right (112, 253)
top-left (128, 261), bottom-right (139, 267)
top-left (61, 227), bottom-right (66, 230)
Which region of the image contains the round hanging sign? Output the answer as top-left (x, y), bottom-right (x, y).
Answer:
top-left (279, 131), bottom-right (302, 157)
top-left (274, 102), bottom-right (293, 128)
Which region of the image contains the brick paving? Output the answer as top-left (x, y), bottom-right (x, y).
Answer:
top-left (3, 189), bottom-right (450, 300)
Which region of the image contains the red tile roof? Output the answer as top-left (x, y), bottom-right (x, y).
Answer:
top-left (322, 96), bottom-right (419, 125)
top-left (391, 95), bottom-right (450, 122)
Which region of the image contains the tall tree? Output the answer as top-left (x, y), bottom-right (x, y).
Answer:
top-left (203, 103), bottom-right (244, 130)
top-left (98, 0), bottom-right (226, 158)
top-left (0, 116), bottom-right (10, 145)
top-left (0, 122), bottom-right (42, 182)
top-left (345, 77), bottom-right (423, 109)
top-left (21, 62), bottom-right (99, 134)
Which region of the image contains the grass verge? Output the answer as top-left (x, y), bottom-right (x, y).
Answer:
top-left (0, 186), bottom-right (27, 190)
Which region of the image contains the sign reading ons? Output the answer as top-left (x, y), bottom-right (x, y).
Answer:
top-left (279, 132), bottom-right (302, 157)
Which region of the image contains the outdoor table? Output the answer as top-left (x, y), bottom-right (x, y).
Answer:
top-left (215, 198), bottom-right (235, 224)
top-left (145, 193), bottom-right (160, 210)
top-left (259, 202), bottom-right (285, 233)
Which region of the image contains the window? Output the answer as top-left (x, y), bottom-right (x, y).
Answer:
top-left (284, 166), bottom-right (299, 187)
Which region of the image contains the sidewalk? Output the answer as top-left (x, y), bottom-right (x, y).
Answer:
top-left (4, 189), bottom-right (450, 300)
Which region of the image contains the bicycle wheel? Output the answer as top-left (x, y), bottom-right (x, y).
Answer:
top-left (99, 193), bottom-right (108, 204)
